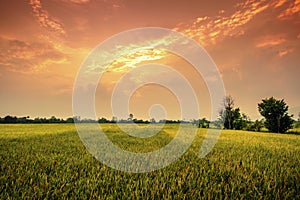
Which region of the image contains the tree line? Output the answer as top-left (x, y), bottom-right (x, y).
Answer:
top-left (0, 115), bottom-right (190, 124)
top-left (0, 116), bottom-right (75, 124)
top-left (219, 96), bottom-right (297, 133)
top-left (0, 96), bottom-right (298, 133)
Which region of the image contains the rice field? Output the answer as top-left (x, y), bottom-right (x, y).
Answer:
top-left (0, 124), bottom-right (299, 199)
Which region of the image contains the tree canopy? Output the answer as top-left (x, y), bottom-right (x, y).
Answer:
top-left (219, 95), bottom-right (248, 130)
top-left (258, 97), bottom-right (293, 133)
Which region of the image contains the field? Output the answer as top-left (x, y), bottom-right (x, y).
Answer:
top-left (1, 124), bottom-right (299, 199)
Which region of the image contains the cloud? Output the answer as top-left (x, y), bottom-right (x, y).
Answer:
top-left (278, 48), bottom-right (294, 57)
top-left (274, 0), bottom-right (289, 8)
top-left (61, 0), bottom-right (91, 3)
top-left (277, 0), bottom-right (300, 19)
top-left (173, 0), bottom-right (272, 46)
top-left (255, 37), bottom-right (286, 48)
top-left (28, 0), bottom-right (125, 35)
top-left (173, 0), bottom-right (299, 46)
top-left (29, 0), bottom-right (66, 35)
top-left (0, 36), bottom-right (67, 73)
top-left (84, 33), bottom-right (178, 75)
top-left (93, 0), bottom-right (296, 81)
top-left (108, 48), bottom-right (167, 72)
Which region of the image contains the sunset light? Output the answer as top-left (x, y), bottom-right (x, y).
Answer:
top-left (0, 0), bottom-right (299, 120)
top-left (1, 1), bottom-right (300, 197)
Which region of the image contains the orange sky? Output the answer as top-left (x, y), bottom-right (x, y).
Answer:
top-left (0, 0), bottom-right (299, 120)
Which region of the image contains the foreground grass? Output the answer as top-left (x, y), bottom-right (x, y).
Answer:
top-left (0, 124), bottom-right (299, 199)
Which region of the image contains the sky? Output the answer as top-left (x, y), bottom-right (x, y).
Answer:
top-left (0, 0), bottom-right (299, 121)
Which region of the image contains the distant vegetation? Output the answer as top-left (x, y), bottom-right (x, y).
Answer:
top-left (0, 115), bottom-right (191, 124)
top-left (0, 115), bottom-right (75, 124)
top-left (1, 97), bottom-right (299, 134)
top-left (219, 96), bottom-right (297, 134)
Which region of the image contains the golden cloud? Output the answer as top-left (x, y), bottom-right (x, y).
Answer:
top-left (108, 48), bottom-right (167, 73)
top-left (278, 48), bottom-right (294, 57)
top-left (256, 38), bottom-right (286, 47)
top-left (61, 0), bottom-right (91, 3)
top-left (173, 0), bottom-right (298, 46)
top-left (0, 36), bottom-right (67, 73)
top-left (278, 0), bottom-right (300, 19)
top-left (174, 0), bottom-right (272, 46)
top-left (29, 0), bottom-right (66, 35)
top-left (274, 0), bottom-right (288, 8)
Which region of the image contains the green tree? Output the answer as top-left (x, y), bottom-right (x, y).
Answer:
top-left (128, 113), bottom-right (133, 121)
top-left (258, 97), bottom-right (293, 133)
top-left (233, 113), bottom-right (250, 130)
top-left (296, 112), bottom-right (300, 128)
top-left (66, 117), bottom-right (74, 123)
top-left (98, 117), bottom-right (108, 123)
top-left (150, 118), bottom-right (156, 123)
top-left (111, 116), bottom-right (117, 123)
top-left (219, 95), bottom-right (245, 129)
top-left (247, 119), bottom-right (264, 132)
top-left (194, 118), bottom-right (210, 128)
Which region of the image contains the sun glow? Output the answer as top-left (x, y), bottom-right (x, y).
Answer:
top-left (107, 48), bottom-right (167, 73)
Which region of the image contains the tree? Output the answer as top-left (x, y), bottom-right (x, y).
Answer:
top-left (194, 118), bottom-right (210, 128)
top-left (98, 117), bottom-right (109, 123)
top-left (111, 116), bottom-right (117, 123)
top-left (295, 112), bottom-right (300, 128)
top-left (66, 117), bottom-right (74, 123)
top-left (219, 95), bottom-right (244, 129)
top-left (233, 113), bottom-right (250, 130)
top-left (4, 115), bottom-right (17, 123)
top-left (246, 119), bottom-right (264, 132)
top-left (258, 97), bottom-right (293, 133)
top-left (128, 113), bottom-right (133, 121)
top-left (150, 118), bottom-right (156, 123)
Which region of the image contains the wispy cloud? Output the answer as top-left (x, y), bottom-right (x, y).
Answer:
top-left (87, 1), bottom-right (283, 77)
top-left (173, 0), bottom-right (272, 46)
top-left (28, 0), bottom-right (124, 35)
top-left (256, 37), bottom-right (286, 48)
top-left (277, 0), bottom-right (300, 19)
top-left (0, 36), bottom-right (67, 73)
top-left (278, 48), bottom-right (294, 57)
top-left (61, 0), bottom-right (91, 4)
top-left (274, 0), bottom-right (288, 8)
top-left (173, 0), bottom-right (298, 46)
top-left (108, 48), bottom-right (166, 72)
top-left (29, 0), bottom-right (66, 35)
top-left (89, 0), bottom-right (299, 77)
top-left (85, 32), bottom-right (184, 74)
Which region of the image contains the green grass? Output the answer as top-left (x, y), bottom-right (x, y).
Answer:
top-left (0, 124), bottom-right (299, 199)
